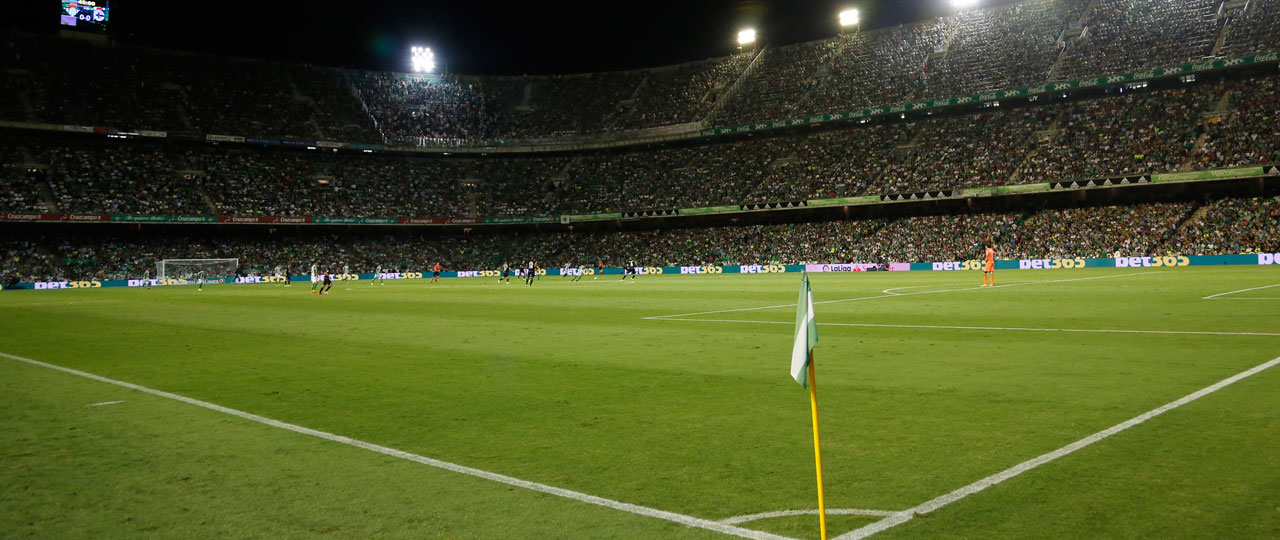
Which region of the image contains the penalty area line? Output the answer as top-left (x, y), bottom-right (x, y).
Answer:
top-left (1203, 283), bottom-right (1280, 300)
top-left (835, 353), bottom-right (1280, 540)
top-left (0, 351), bottom-right (795, 540)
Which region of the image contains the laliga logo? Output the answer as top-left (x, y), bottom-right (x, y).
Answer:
top-left (1260, 253), bottom-right (1280, 265)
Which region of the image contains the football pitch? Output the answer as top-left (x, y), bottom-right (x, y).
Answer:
top-left (2, 266), bottom-right (1278, 539)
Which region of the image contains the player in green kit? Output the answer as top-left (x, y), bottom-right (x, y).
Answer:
top-left (197, 270), bottom-right (206, 291)
top-left (372, 265), bottom-right (383, 285)
top-left (310, 263), bottom-right (319, 293)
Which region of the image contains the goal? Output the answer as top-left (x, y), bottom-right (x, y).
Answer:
top-left (156, 258), bottom-right (239, 285)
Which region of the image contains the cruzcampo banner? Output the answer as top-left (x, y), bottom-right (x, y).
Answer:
top-left (565, 212), bottom-right (624, 222)
top-left (1152, 167), bottom-right (1265, 183)
top-left (808, 195), bottom-right (881, 207)
top-left (680, 205), bottom-right (741, 215)
top-left (996, 183), bottom-right (1050, 194)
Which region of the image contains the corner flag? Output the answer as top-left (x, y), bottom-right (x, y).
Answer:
top-left (791, 271), bottom-right (818, 386)
top-left (791, 271), bottom-right (829, 539)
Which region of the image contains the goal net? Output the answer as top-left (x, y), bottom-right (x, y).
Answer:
top-left (156, 258), bottom-right (238, 285)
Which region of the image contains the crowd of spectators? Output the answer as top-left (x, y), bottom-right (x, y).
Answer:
top-left (1054, 0), bottom-right (1221, 81)
top-left (613, 53), bottom-right (754, 130)
top-left (1219, 0), bottom-right (1280, 58)
top-left (5, 1), bottom-right (1280, 144)
top-left (1191, 76), bottom-right (1280, 169)
top-left (876, 106), bottom-right (1057, 193)
top-left (1162, 196), bottom-right (1280, 255)
top-left (6, 199), bottom-right (1257, 284)
top-left (922, 0), bottom-right (1084, 99)
top-left (31, 142), bottom-right (209, 215)
top-left (1020, 83), bottom-right (1219, 181)
top-left (3, 73), bottom-right (1277, 218)
top-left (355, 73), bottom-right (496, 143)
top-left (807, 21), bottom-right (951, 117)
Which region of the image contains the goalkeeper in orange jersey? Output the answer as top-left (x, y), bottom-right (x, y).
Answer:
top-left (981, 243), bottom-right (996, 287)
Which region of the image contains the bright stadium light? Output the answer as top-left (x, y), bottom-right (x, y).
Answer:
top-left (839, 9), bottom-right (860, 27)
top-left (410, 46), bottom-right (435, 73)
top-left (737, 28), bottom-right (756, 46)
top-left (951, 0), bottom-right (980, 8)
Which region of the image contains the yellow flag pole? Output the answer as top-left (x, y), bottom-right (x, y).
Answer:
top-left (808, 352), bottom-right (828, 540)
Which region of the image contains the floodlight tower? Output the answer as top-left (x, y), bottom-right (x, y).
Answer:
top-left (839, 8), bottom-right (860, 34)
top-left (737, 28), bottom-right (757, 51)
top-left (410, 46), bottom-right (435, 74)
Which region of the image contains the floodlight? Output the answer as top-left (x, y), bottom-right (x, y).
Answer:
top-left (839, 9), bottom-right (860, 27)
top-left (951, 0), bottom-right (980, 8)
top-left (737, 29), bottom-right (756, 45)
top-left (410, 46), bottom-right (435, 73)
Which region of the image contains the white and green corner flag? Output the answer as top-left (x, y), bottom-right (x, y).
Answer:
top-left (791, 272), bottom-right (818, 386)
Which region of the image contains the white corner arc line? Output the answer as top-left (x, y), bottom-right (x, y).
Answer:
top-left (835, 354), bottom-right (1280, 540)
top-left (646, 318), bottom-right (1280, 337)
top-left (721, 508), bottom-right (899, 525)
top-left (0, 351), bottom-right (796, 540)
top-left (644, 272), bottom-right (1166, 319)
top-left (1203, 283), bottom-right (1280, 299)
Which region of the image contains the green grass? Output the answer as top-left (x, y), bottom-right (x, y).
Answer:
top-left (1, 267), bottom-right (1278, 539)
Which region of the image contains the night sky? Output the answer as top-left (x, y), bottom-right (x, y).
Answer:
top-left (11, 0), bottom-right (1019, 75)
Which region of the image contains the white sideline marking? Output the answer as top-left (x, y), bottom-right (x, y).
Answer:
top-left (645, 272), bottom-right (1165, 319)
top-left (0, 351), bottom-right (795, 540)
top-left (835, 354), bottom-right (1280, 540)
top-left (87, 400), bottom-right (124, 407)
top-left (648, 318), bottom-right (1280, 337)
top-left (1203, 283), bottom-right (1280, 300)
top-left (721, 508), bottom-right (899, 525)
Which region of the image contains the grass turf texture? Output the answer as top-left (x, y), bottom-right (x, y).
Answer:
top-left (0, 266), bottom-right (1277, 539)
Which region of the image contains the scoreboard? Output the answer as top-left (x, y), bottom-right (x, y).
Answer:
top-left (60, 1), bottom-right (110, 33)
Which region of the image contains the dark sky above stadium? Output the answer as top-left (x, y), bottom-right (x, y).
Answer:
top-left (14, 0), bottom-right (1018, 74)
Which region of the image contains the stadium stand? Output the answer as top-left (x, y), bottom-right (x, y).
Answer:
top-left (5, 72), bottom-right (1275, 218)
top-left (920, 0), bottom-right (1085, 99)
top-left (1191, 76), bottom-right (1280, 170)
top-left (1162, 196), bottom-right (1280, 255)
top-left (9, 198), bottom-right (1271, 284)
top-left (1218, 0), bottom-right (1280, 58)
top-left (4, 1), bottom-right (1280, 143)
top-left (1053, 0), bottom-right (1222, 81)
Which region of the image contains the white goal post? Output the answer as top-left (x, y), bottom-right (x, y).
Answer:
top-left (156, 258), bottom-right (239, 284)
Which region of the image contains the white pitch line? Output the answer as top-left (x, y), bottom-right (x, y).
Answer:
top-left (645, 272), bottom-right (1166, 319)
top-left (1203, 283), bottom-right (1280, 300)
top-left (647, 318), bottom-right (1280, 337)
top-left (0, 351), bottom-right (795, 540)
top-left (721, 508), bottom-right (899, 525)
top-left (835, 353), bottom-right (1280, 540)
top-left (87, 400), bottom-right (125, 407)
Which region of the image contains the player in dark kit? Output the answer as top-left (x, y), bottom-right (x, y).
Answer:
top-left (320, 272), bottom-right (334, 295)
